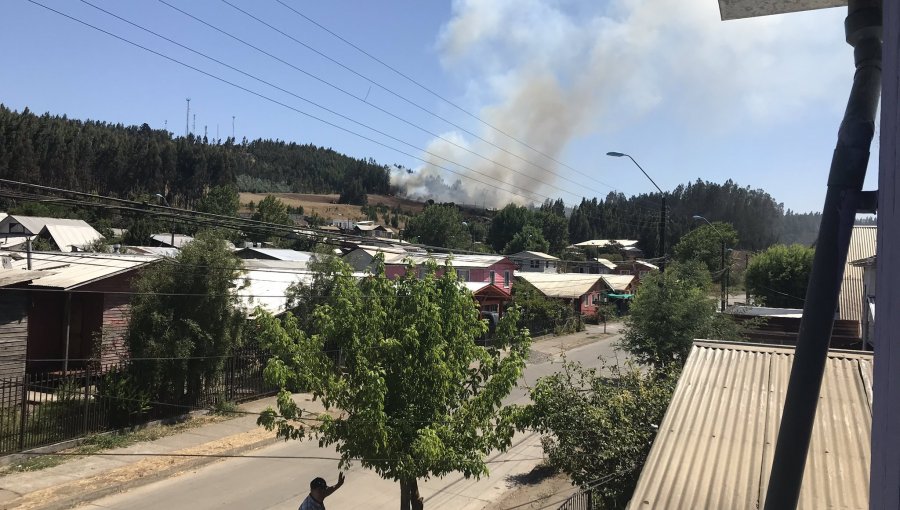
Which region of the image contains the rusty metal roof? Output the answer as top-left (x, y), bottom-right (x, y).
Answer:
top-left (839, 226), bottom-right (877, 323)
top-left (629, 340), bottom-right (872, 509)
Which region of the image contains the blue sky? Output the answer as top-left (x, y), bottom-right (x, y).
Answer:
top-left (0, 0), bottom-right (877, 213)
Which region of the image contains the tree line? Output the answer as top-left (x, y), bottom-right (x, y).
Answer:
top-left (0, 105), bottom-right (392, 206)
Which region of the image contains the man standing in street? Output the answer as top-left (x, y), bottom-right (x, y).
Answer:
top-left (299, 473), bottom-right (345, 510)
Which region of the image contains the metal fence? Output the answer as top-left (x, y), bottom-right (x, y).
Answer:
top-left (557, 488), bottom-right (594, 510)
top-left (0, 350), bottom-right (276, 455)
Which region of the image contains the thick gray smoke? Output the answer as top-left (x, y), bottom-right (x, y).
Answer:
top-left (395, 0), bottom-right (847, 207)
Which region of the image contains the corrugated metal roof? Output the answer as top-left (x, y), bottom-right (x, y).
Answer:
top-left (518, 272), bottom-right (602, 298)
top-left (510, 251), bottom-right (560, 261)
top-left (151, 234), bottom-right (194, 248)
top-left (839, 226), bottom-right (876, 323)
top-left (0, 235), bottom-right (29, 249)
top-left (240, 267), bottom-right (311, 315)
top-left (236, 247), bottom-right (314, 262)
top-left (629, 340), bottom-right (872, 510)
top-left (0, 270), bottom-right (53, 287)
top-left (7, 252), bottom-right (158, 289)
top-left (600, 274), bottom-right (635, 292)
top-left (43, 224), bottom-right (104, 252)
top-left (717, 0), bottom-right (845, 20)
top-left (0, 215), bottom-right (93, 235)
top-left (595, 258), bottom-right (617, 270)
top-left (573, 239), bottom-right (639, 248)
top-left (125, 246), bottom-right (179, 257)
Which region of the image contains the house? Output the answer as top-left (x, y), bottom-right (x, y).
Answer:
top-left (239, 259), bottom-right (315, 316)
top-left (614, 259), bottom-right (658, 284)
top-left (463, 281), bottom-right (512, 317)
top-left (566, 258), bottom-right (617, 275)
top-left (343, 248), bottom-right (517, 292)
top-left (0, 215), bottom-right (103, 252)
top-left (725, 306), bottom-right (862, 349)
top-left (518, 272), bottom-right (635, 317)
top-left (571, 239), bottom-right (639, 249)
top-left (620, 246), bottom-right (645, 260)
top-left (0, 252), bottom-right (159, 374)
top-left (629, 340), bottom-right (872, 509)
top-left (124, 246), bottom-right (179, 257)
top-left (837, 226), bottom-right (876, 343)
top-left (235, 247), bottom-right (314, 264)
top-left (850, 255), bottom-right (876, 349)
top-left (509, 251), bottom-right (559, 273)
top-left (149, 233), bottom-right (194, 249)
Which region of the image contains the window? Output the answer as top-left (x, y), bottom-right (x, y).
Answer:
top-left (457, 269), bottom-right (469, 281)
top-left (484, 304), bottom-right (499, 312)
top-left (490, 270), bottom-right (496, 284)
top-left (504, 271), bottom-right (510, 287)
top-left (529, 260), bottom-right (540, 269)
top-left (619, 270), bottom-right (631, 275)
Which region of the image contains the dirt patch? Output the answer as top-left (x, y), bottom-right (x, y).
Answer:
top-left (238, 193), bottom-right (425, 221)
top-left (482, 466), bottom-right (576, 510)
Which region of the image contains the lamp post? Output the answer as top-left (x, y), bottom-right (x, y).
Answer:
top-left (606, 152), bottom-right (666, 272)
top-left (692, 215), bottom-right (728, 311)
top-left (155, 193), bottom-right (176, 248)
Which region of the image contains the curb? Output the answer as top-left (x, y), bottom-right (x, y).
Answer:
top-left (3, 434), bottom-right (280, 510)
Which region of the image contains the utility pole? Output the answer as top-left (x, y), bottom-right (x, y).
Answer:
top-left (185, 98), bottom-right (190, 137)
top-left (659, 195), bottom-right (667, 273)
top-left (720, 241), bottom-right (726, 311)
top-left (232, 115), bottom-right (235, 139)
top-left (192, 114), bottom-right (196, 135)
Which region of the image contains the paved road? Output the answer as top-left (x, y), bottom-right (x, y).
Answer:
top-left (77, 327), bottom-right (626, 510)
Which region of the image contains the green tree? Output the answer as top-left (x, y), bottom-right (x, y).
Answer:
top-left (403, 204), bottom-right (471, 249)
top-left (521, 361), bottom-right (677, 509)
top-left (503, 224), bottom-right (550, 254)
top-left (251, 195), bottom-right (293, 243)
top-left (622, 261), bottom-right (745, 367)
top-left (338, 178), bottom-right (368, 205)
top-left (487, 204), bottom-right (530, 252)
top-left (537, 211), bottom-right (569, 255)
top-left (512, 279), bottom-right (583, 335)
top-left (122, 216), bottom-right (157, 246)
top-left (673, 222), bottom-right (739, 275)
top-left (126, 231), bottom-right (246, 404)
top-left (255, 259), bottom-right (532, 509)
top-left (197, 184), bottom-right (240, 217)
top-left (745, 244), bottom-right (814, 308)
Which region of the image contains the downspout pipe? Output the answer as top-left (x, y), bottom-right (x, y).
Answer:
top-left (763, 2), bottom-right (882, 509)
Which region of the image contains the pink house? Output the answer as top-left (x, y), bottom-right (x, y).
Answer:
top-left (343, 248), bottom-right (516, 292)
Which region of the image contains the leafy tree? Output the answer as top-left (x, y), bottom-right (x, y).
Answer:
top-left (537, 211), bottom-right (569, 255)
top-left (503, 224), bottom-right (550, 254)
top-left (745, 244), bottom-right (814, 308)
top-left (252, 195), bottom-right (292, 225)
top-left (521, 361), bottom-right (677, 509)
top-left (622, 261), bottom-right (745, 367)
top-left (126, 231), bottom-right (246, 404)
top-left (255, 259), bottom-right (531, 509)
top-left (122, 216), bottom-right (157, 246)
top-left (197, 184), bottom-right (240, 217)
top-left (673, 222), bottom-right (739, 275)
top-left (487, 204), bottom-right (530, 252)
top-left (403, 204), bottom-right (471, 249)
top-left (338, 178), bottom-right (367, 205)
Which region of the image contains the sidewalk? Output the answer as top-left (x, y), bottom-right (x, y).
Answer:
top-left (0, 328), bottom-right (617, 510)
top-left (0, 394), bottom-right (326, 510)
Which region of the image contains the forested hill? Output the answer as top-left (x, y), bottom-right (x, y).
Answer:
top-left (566, 180), bottom-right (824, 255)
top-left (0, 105), bottom-right (392, 204)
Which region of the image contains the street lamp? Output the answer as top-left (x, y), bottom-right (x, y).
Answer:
top-left (155, 193), bottom-right (176, 248)
top-left (693, 215), bottom-right (728, 311)
top-left (606, 152), bottom-right (667, 272)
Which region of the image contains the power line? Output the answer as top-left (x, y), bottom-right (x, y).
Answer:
top-left (218, 0), bottom-right (637, 201)
top-left (144, 1), bottom-right (618, 206)
top-left (81, 0), bottom-right (579, 205)
top-left (23, 0), bottom-right (549, 206)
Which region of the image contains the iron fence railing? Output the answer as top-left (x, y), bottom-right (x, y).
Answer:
top-left (557, 488), bottom-right (594, 510)
top-left (0, 350), bottom-right (276, 456)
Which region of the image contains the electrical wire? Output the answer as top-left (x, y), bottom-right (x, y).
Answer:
top-left (22, 0), bottom-right (550, 205)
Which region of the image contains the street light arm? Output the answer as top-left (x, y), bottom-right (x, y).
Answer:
top-left (624, 154), bottom-right (663, 194)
